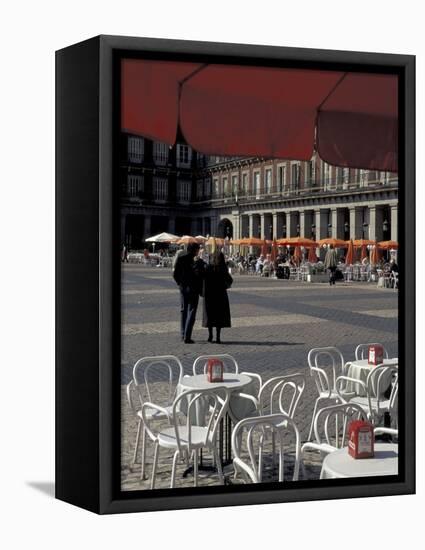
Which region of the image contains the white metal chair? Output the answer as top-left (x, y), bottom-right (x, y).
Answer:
top-left (355, 343), bottom-right (389, 361)
top-left (336, 364), bottom-right (398, 427)
top-left (307, 347), bottom-right (350, 441)
top-left (301, 402), bottom-right (367, 463)
top-left (192, 353), bottom-right (239, 375)
top-left (126, 355), bottom-right (183, 480)
top-left (142, 387), bottom-right (230, 488)
top-left (232, 414), bottom-right (301, 483)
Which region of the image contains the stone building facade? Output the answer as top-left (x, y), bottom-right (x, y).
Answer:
top-left (120, 135), bottom-right (398, 249)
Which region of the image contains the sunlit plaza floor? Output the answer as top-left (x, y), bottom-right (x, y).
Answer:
top-left (120, 265), bottom-right (398, 490)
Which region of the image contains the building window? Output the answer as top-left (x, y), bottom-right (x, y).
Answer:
top-left (153, 177), bottom-right (168, 201)
top-left (213, 178), bottom-right (220, 197)
top-left (222, 176), bottom-right (229, 196)
top-left (265, 168), bottom-right (272, 194)
top-left (253, 171), bottom-right (260, 198)
top-left (378, 171), bottom-right (389, 185)
top-left (291, 162), bottom-right (300, 190)
top-left (127, 174), bottom-right (144, 197)
top-left (305, 161), bottom-right (315, 187)
top-left (204, 178), bottom-right (211, 197)
top-left (197, 153), bottom-right (205, 167)
top-left (196, 180), bottom-right (203, 199)
top-left (127, 137), bottom-right (144, 163)
top-left (277, 165), bottom-right (286, 192)
top-left (242, 172), bottom-right (249, 195)
top-left (359, 169), bottom-right (368, 187)
top-left (177, 144), bottom-right (192, 167)
top-left (321, 161), bottom-right (330, 190)
top-left (343, 167), bottom-right (349, 187)
top-left (153, 142), bottom-right (168, 165)
top-left (231, 174), bottom-right (238, 196)
top-left (178, 180), bottom-right (191, 202)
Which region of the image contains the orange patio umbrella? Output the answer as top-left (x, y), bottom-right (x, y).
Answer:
top-left (276, 237), bottom-right (316, 247)
top-left (345, 239), bottom-right (354, 265)
top-left (270, 239), bottom-right (279, 262)
top-left (308, 245), bottom-right (318, 263)
top-left (318, 238), bottom-right (347, 248)
top-left (205, 236), bottom-right (225, 246)
top-left (293, 245), bottom-right (302, 265)
top-left (177, 235), bottom-right (199, 245)
top-left (378, 240), bottom-right (399, 250)
top-left (370, 245), bottom-right (381, 265)
top-left (360, 244), bottom-right (368, 262)
top-left (238, 237), bottom-right (265, 247)
top-left (352, 239), bottom-right (376, 247)
top-left (261, 239), bottom-right (269, 257)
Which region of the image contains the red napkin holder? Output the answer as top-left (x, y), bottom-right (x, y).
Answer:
top-left (368, 344), bottom-right (384, 365)
top-left (206, 359), bottom-right (224, 383)
top-left (348, 420), bottom-right (374, 459)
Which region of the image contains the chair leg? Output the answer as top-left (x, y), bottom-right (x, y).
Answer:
top-left (151, 441), bottom-right (159, 490)
top-left (140, 425), bottom-right (147, 480)
top-left (133, 419), bottom-right (142, 465)
top-left (307, 398), bottom-right (320, 441)
top-left (214, 448), bottom-right (224, 484)
top-left (171, 450), bottom-right (179, 488)
top-left (193, 449), bottom-right (198, 487)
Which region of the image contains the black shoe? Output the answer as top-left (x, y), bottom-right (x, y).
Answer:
top-left (207, 337), bottom-right (213, 343)
top-left (215, 339), bottom-right (222, 344)
top-left (184, 339), bottom-right (195, 344)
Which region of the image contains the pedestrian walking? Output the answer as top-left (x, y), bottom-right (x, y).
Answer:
top-left (173, 242), bottom-right (205, 343)
top-left (202, 251), bottom-right (233, 344)
top-left (324, 244), bottom-right (338, 285)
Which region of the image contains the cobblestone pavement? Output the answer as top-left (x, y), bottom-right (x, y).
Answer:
top-left (121, 265), bottom-right (398, 491)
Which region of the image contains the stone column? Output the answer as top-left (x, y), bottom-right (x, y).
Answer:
top-left (299, 210), bottom-right (306, 238)
top-left (248, 214), bottom-right (254, 238)
top-left (314, 209), bottom-right (322, 241)
top-left (330, 208), bottom-right (338, 238)
top-left (349, 206), bottom-right (363, 240)
top-left (272, 212), bottom-right (278, 241)
top-left (260, 213), bottom-right (265, 239)
top-left (233, 213), bottom-right (240, 240)
top-left (391, 204), bottom-right (398, 242)
top-left (368, 206), bottom-right (377, 241)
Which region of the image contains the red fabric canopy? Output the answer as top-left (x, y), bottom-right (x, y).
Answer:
top-left (122, 59), bottom-right (398, 172)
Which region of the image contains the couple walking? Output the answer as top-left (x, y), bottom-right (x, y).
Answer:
top-left (173, 243), bottom-right (232, 344)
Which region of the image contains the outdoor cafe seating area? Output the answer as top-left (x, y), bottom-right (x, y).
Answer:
top-left (124, 233), bottom-right (399, 288)
top-left (126, 345), bottom-right (399, 488)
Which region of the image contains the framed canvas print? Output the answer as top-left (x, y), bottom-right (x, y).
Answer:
top-left (56, 35), bottom-right (415, 514)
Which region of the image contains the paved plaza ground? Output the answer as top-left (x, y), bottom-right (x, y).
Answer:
top-left (121, 264), bottom-right (398, 491)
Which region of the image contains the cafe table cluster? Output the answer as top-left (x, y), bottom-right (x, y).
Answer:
top-left (123, 347), bottom-right (399, 489)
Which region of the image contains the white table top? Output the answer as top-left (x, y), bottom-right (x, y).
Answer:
top-left (349, 358), bottom-right (398, 370)
top-left (320, 443), bottom-right (398, 479)
top-left (179, 373), bottom-right (252, 392)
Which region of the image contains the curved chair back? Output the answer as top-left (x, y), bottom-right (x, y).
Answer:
top-left (355, 343), bottom-right (389, 361)
top-left (258, 373), bottom-right (305, 418)
top-left (132, 355), bottom-right (183, 407)
top-left (313, 402), bottom-right (367, 449)
top-left (308, 347), bottom-right (345, 397)
top-left (365, 364), bottom-right (398, 422)
top-left (192, 354), bottom-right (239, 375)
top-left (232, 414), bottom-right (300, 483)
top-left (172, 388), bottom-right (230, 454)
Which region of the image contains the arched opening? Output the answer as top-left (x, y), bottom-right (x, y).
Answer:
top-left (217, 218), bottom-right (233, 239)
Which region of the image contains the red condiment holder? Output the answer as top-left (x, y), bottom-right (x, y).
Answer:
top-left (368, 344), bottom-right (384, 366)
top-left (206, 358), bottom-right (224, 383)
top-left (348, 420), bottom-right (375, 459)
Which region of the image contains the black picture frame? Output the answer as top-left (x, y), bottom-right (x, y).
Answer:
top-left (56, 35), bottom-right (415, 514)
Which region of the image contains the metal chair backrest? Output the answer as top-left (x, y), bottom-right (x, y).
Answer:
top-left (192, 354), bottom-right (239, 375)
top-left (308, 347), bottom-right (345, 397)
top-left (355, 343), bottom-right (389, 361)
top-left (232, 413), bottom-right (301, 483)
top-left (172, 388), bottom-right (230, 454)
top-left (258, 373), bottom-right (305, 418)
top-left (313, 403), bottom-right (367, 449)
top-left (132, 355), bottom-right (183, 407)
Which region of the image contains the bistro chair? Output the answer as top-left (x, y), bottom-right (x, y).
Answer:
top-left (335, 364), bottom-right (398, 427)
top-left (355, 343), bottom-right (389, 361)
top-left (307, 347), bottom-right (350, 441)
top-left (301, 403), bottom-right (367, 469)
top-left (232, 414), bottom-right (301, 483)
top-left (126, 355), bottom-right (183, 480)
top-left (142, 387), bottom-right (230, 489)
top-left (192, 353), bottom-right (239, 375)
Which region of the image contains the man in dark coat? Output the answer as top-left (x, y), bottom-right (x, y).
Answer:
top-left (173, 242), bottom-right (205, 343)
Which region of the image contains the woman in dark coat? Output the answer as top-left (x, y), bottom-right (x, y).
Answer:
top-left (202, 251), bottom-right (233, 343)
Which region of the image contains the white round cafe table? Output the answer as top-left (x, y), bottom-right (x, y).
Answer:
top-left (345, 358), bottom-right (398, 396)
top-left (320, 443), bottom-right (398, 479)
top-left (179, 372), bottom-right (252, 392)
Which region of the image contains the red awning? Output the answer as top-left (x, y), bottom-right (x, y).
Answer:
top-left (122, 59), bottom-right (398, 172)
